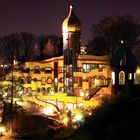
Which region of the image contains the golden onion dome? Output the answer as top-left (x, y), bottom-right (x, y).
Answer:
top-left (62, 5), bottom-right (81, 33)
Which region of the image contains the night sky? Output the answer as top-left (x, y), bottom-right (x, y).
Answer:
top-left (0, 0), bottom-right (140, 44)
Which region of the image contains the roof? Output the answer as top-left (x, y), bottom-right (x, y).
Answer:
top-left (110, 46), bottom-right (137, 70)
top-left (62, 5), bottom-right (81, 33)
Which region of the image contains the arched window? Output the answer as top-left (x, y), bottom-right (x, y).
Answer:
top-left (119, 71), bottom-right (125, 85)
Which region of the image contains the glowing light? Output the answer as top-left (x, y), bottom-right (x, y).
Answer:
top-left (43, 107), bottom-right (54, 115)
top-left (121, 40), bottom-right (124, 44)
top-left (111, 71), bottom-right (115, 84)
top-left (63, 117), bottom-right (69, 126)
top-left (63, 25), bottom-right (68, 32)
top-left (94, 79), bottom-right (99, 85)
top-left (79, 91), bottom-right (84, 97)
top-left (70, 5), bottom-right (73, 9)
top-left (88, 112), bottom-right (92, 116)
top-left (50, 91), bottom-right (54, 95)
top-left (0, 125), bottom-right (5, 135)
top-left (136, 68), bottom-right (140, 74)
top-left (74, 114), bottom-right (83, 122)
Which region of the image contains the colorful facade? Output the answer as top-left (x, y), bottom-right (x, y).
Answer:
top-left (1, 6), bottom-right (140, 111)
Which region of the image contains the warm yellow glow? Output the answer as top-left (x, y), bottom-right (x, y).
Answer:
top-left (43, 107), bottom-right (54, 115)
top-left (73, 113), bottom-right (83, 123)
top-left (136, 68), bottom-right (140, 74)
top-left (94, 79), bottom-right (99, 85)
top-left (63, 117), bottom-right (69, 126)
top-left (0, 125), bottom-right (6, 134)
top-left (62, 5), bottom-right (81, 33)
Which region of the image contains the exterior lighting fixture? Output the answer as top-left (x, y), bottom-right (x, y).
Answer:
top-left (121, 40), bottom-right (124, 44)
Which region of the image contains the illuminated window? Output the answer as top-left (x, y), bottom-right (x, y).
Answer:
top-left (119, 71), bottom-right (125, 85)
top-left (128, 73), bottom-right (132, 80)
top-left (83, 64), bottom-right (99, 73)
top-left (54, 78), bottom-right (58, 85)
top-left (111, 72), bottom-right (115, 84)
top-left (80, 45), bottom-right (87, 54)
top-left (44, 67), bottom-right (52, 73)
top-left (83, 64), bottom-right (90, 72)
top-left (66, 78), bottom-right (69, 86)
top-left (47, 77), bottom-right (52, 84)
top-left (41, 77), bottom-right (46, 85)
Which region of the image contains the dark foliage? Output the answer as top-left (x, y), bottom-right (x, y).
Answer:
top-left (73, 94), bottom-right (140, 140)
top-left (36, 35), bottom-right (63, 60)
top-left (0, 33), bottom-right (63, 63)
top-left (87, 15), bottom-right (140, 56)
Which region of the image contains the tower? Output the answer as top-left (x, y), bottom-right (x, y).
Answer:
top-left (62, 5), bottom-right (81, 95)
top-left (111, 40), bottom-right (137, 95)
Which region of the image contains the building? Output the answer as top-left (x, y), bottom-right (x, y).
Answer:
top-left (0, 6), bottom-right (140, 110)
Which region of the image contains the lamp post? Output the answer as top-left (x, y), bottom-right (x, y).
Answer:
top-left (10, 57), bottom-right (16, 112)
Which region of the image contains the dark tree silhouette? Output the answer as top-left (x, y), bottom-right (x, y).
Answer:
top-left (36, 35), bottom-right (63, 60)
top-left (20, 32), bottom-right (37, 61)
top-left (1, 33), bottom-right (25, 62)
top-left (87, 15), bottom-right (140, 55)
top-left (87, 36), bottom-right (108, 56)
top-left (0, 33), bottom-right (63, 63)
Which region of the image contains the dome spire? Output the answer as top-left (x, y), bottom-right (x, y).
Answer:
top-left (62, 5), bottom-right (81, 33)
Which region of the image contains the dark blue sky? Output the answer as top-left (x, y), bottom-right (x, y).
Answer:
top-left (0, 0), bottom-right (140, 44)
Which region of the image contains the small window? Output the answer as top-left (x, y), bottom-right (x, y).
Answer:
top-left (26, 76), bottom-right (31, 84)
top-left (41, 77), bottom-right (46, 85)
top-left (111, 71), bottom-right (115, 85)
top-left (34, 66), bottom-right (41, 74)
top-left (44, 67), bottom-right (52, 73)
top-left (47, 77), bottom-right (52, 84)
top-left (128, 73), bottom-right (132, 80)
top-left (83, 64), bottom-right (90, 72)
top-left (119, 71), bottom-right (125, 85)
